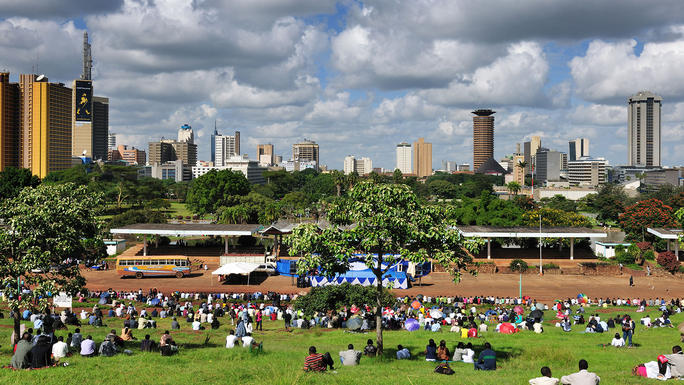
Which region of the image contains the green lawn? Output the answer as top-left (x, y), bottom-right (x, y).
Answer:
top-left (0, 300), bottom-right (677, 384)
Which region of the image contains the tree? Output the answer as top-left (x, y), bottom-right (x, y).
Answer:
top-left (145, 198), bottom-right (171, 212)
top-left (657, 251), bottom-right (680, 272)
top-left (331, 170), bottom-right (345, 197)
top-left (619, 199), bottom-right (678, 243)
top-left (185, 169), bottom-right (252, 215)
top-left (347, 171), bottom-right (359, 190)
top-left (294, 283), bottom-right (395, 317)
top-left (429, 180), bottom-right (458, 199)
top-left (522, 207), bottom-right (592, 228)
top-left (516, 161), bottom-right (527, 186)
top-left (392, 169), bottom-right (403, 184)
top-left (287, 182), bottom-right (481, 354)
top-left (0, 183), bottom-right (105, 340)
top-left (368, 171), bottom-right (381, 184)
top-left (506, 181), bottom-right (521, 196)
top-left (107, 209), bottom-right (167, 229)
top-left (0, 167), bottom-right (41, 200)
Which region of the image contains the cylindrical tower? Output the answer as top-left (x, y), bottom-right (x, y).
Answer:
top-left (472, 109), bottom-right (495, 171)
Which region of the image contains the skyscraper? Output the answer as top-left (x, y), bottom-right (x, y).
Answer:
top-left (257, 143), bottom-right (274, 165)
top-left (215, 131), bottom-right (240, 167)
top-left (523, 135), bottom-right (541, 176)
top-left (396, 142), bottom-right (411, 174)
top-left (210, 123), bottom-right (218, 164)
top-left (292, 139), bottom-right (319, 169)
top-left (472, 109), bottom-right (495, 171)
top-left (108, 132), bottom-right (117, 150)
top-left (628, 91), bottom-right (662, 167)
top-left (413, 138), bottom-right (432, 178)
top-left (0, 72), bottom-right (21, 171)
top-left (568, 138), bottom-right (589, 161)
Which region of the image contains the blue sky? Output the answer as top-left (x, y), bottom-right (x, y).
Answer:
top-left (1, 0), bottom-right (684, 170)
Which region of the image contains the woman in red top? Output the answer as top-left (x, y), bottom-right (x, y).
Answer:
top-left (256, 310), bottom-right (263, 331)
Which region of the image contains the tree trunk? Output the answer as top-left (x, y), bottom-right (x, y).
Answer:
top-left (375, 272), bottom-right (383, 355)
top-left (13, 307), bottom-right (20, 346)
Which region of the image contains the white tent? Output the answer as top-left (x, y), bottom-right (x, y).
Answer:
top-left (212, 262), bottom-right (260, 285)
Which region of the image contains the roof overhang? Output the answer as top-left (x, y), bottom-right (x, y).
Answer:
top-left (109, 223), bottom-right (261, 236)
top-left (457, 226), bottom-right (607, 238)
top-left (647, 228), bottom-right (682, 240)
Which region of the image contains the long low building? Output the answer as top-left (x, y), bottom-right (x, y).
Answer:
top-left (192, 155), bottom-right (267, 184)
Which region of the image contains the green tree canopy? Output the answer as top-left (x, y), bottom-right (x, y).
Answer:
top-left (186, 169), bottom-right (252, 215)
top-left (0, 167), bottom-right (41, 200)
top-left (287, 182), bottom-right (481, 354)
top-left (0, 183), bottom-right (106, 339)
top-left (294, 283), bottom-right (395, 317)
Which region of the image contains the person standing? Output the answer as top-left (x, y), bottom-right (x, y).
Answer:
top-left (256, 309), bottom-right (263, 332)
top-left (284, 311), bottom-right (292, 332)
top-left (622, 315), bottom-right (635, 348)
top-left (629, 275), bottom-right (634, 287)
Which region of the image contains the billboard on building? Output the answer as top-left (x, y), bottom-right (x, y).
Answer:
top-left (75, 80), bottom-right (92, 122)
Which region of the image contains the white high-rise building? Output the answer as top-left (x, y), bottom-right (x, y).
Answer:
top-left (628, 91), bottom-right (662, 167)
top-left (215, 131), bottom-right (240, 167)
top-left (178, 124), bottom-right (194, 143)
top-left (343, 155), bottom-right (356, 174)
top-left (343, 155), bottom-right (373, 175)
top-left (108, 133), bottom-right (117, 151)
top-left (396, 142), bottom-right (412, 174)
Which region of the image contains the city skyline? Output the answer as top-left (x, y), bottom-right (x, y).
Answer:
top-left (1, 1), bottom-right (684, 171)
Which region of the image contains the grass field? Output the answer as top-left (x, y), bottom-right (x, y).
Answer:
top-left (0, 299), bottom-right (679, 384)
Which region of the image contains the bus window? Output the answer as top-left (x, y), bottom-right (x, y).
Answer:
top-left (157, 259), bottom-right (166, 265)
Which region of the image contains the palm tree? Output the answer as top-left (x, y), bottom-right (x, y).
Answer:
top-left (516, 161), bottom-right (527, 186)
top-left (347, 171), bottom-right (359, 190)
top-left (393, 169), bottom-right (403, 184)
top-left (507, 181), bottom-right (521, 196)
top-left (332, 170), bottom-right (345, 197)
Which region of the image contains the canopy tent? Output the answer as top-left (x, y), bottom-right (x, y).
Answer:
top-left (309, 269), bottom-right (409, 289)
top-left (212, 262), bottom-right (261, 285)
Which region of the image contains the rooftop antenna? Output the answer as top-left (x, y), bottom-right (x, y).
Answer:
top-left (80, 31), bottom-right (92, 80)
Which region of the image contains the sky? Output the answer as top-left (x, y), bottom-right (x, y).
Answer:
top-left (2, 0), bottom-right (684, 171)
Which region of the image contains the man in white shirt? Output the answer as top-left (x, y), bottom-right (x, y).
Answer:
top-left (561, 359), bottom-right (600, 384)
top-left (225, 330), bottom-right (238, 348)
top-left (242, 335), bottom-right (255, 348)
top-left (530, 366), bottom-right (560, 385)
top-left (52, 336), bottom-right (69, 363)
top-left (192, 320), bottom-right (202, 331)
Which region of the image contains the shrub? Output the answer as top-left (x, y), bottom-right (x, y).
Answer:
top-left (542, 262), bottom-right (559, 269)
top-left (636, 242), bottom-right (652, 251)
top-left (656, 251), bottom-right (681, 272)
top-left (643, 250), bottom-right (655, 261)
top-left (510, 259), bottom-right (528, 272)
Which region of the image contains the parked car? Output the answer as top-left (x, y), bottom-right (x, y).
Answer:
top-left (254, 263), bottom-right (277, 276)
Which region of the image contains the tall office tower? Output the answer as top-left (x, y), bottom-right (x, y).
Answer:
top-left (23, 76), bottom-right (73, 178)
top-left (148, 141), bottom-right (175, 165)
top-left (91, 96), bottom-right (108, 160)
top-left (535, 148), bottom-right (564, 183)
top-left (355, 157), bottom-right (373, 175)
top-left (523, 135), bottom-right (541, 176)
top-left (257, 143), bottom-right (274, 165)
top-left (512, 143), bottom-right (524, 184)
top-left (292, 139), bottom-right (319, 169)
top-left (178, 124), bottom-right (194, 143)
top-left (568, 138), bottom-right (589, 161)
top-left (215, 131), bottom-right (240, 167)
top-left (343, 155), bottom-right (356, 174)
top-left (396, 142), bottom-right (412, 174)
top-left (210, 124), bottom-right (218, 164)
top-left (472, 109), bottom-right (495, 171)
top-left (441, 161), bottom-right (457, 173)
top-left (413, 137), bottom-right (432, 178)
top-left (0, 72), bottom-right (21, 171)
top-left (80, 31), bottom-right (92, 81)
top-left (628, 91), bottom-right (662, 167)
top-left (108, 133), bottom-right (117, 150)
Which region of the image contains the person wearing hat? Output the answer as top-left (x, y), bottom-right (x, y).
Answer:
top-left (666, 346), bottom-right (684, 378)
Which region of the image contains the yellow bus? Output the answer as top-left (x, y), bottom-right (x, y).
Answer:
top-left (116, 256), bottom-right (191, 279)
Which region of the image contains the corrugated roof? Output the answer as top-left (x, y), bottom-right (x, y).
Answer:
top-left (109, 223), bottom-right (261, 236)
top-left (457, 226), bottom-right (607, 238)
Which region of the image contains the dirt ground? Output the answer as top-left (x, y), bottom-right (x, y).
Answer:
top-left (83, 263), bottom-right (684, 303)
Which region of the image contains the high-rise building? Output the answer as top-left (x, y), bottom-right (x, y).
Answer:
top-left (178, 124), bottom-right (194, 143)
top-left (441, 161), bottom-right (457, 173)
top-left (535, 148), bottom-right (565, 183)
top-left (568, 157), bottom-right (606, 186)
top-left (23, 76), bottom-right (73, 178)
top-left (72, 79), bottom-right (108, 160)
top-left (568, 138), bottom-right (589, 162)
top-left (343, 155), bottom-right (372, 175)
top-left (215, 131), bottom-right (240, 167)
top-left (292, 139), bottom-right (319, 169)
top-left (413, 137), bottom-right (432, 178)
top-left (257, 143), bottom-right (274, 165)
top-left (512, 143), bottom-right (524, 185)
top-left (523, 135), bottom-right (541, 176)
top-left (108, 132), bottom-right (117, 150)
top-left (396, 142), bottom-right (412, 174)
top-left (343, 155), bottom-right (356, 175)
top-left (0, 72), bottom-right (21, 171)
top-left (210, 124), bottom-right (218, 164)
top-left (148, 127), bottom-right (197, 181)
top-left (109, 144), bottom-right (146, 165)
top-left (472, 109), bottom-right (495, 171)
top-left (628, 91), bottom-right (662, 167)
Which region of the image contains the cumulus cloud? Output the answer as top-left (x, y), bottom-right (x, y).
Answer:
top-left (0, 0), bottom-right (124, 20)
top-left (570, 37), bottom-right (684, 103)
top-left (567, 104), bottom-right (626, 125)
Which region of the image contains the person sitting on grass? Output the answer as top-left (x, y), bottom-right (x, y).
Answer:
top-left (303, 346), bottom-right (334, 371)
top-left (529, 366), bottom-right (559, 385)
top-left (31, 335), bottom-right (52, 369)
top-left (425, 339), bottom-right (437, 361)
top-left (436, 340), bottom-right (450, 361)
top-left (452, 342), bottom-right (466, 362)
top-left (121, 327), bottom-right (135, 343)
top-left (396, 344), bottom-right (410, 359)
top-left (11, 332), bottom-right (33, 369)
top-left (463, 342), bottom-right (476, 363)
top-left (363, 339), bottom-right (377, 357)
top-left (160, 331), bottom-right (175, 348)
top-left (140, 334), bottom-right (157, 352)
top-left (171, 317), bottom-right (180, 330)
top-left (80, 335), bottom-right (96, 358)
top-left (665, 345), bottom-right (684, 379)
top-left (51, 335), bottom-right (70, 364)
top-left (561, 359), bottom-right (600, 384)
top-left (242, 334), bottom-right (260, 349)
top-left (99, 335), bottom-right (120, 357)
top-left (71, 328), bottom-right (83, 350)
top-left (225, 330), bottom-right (238, 349)
top-left (339, 344), bottom-right (362, 366)
top-left (610, 333), bottom-right (625, 347)
top-left (474, 342), bottom-right (496, 371)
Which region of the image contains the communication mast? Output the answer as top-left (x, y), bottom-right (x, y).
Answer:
top-left (81, 31), bottom-right (92, 80)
